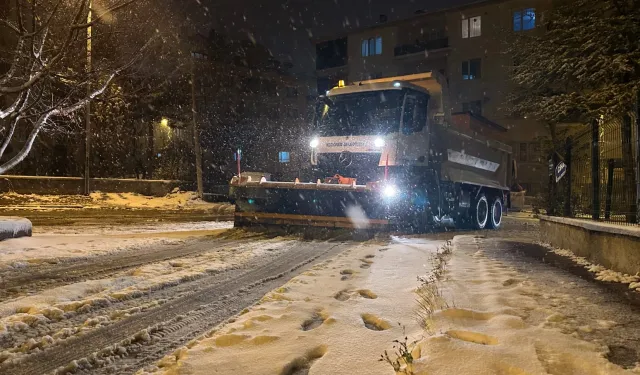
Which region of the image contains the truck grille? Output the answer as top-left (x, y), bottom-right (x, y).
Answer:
top-left (316, 153), bottom-right (383, 184)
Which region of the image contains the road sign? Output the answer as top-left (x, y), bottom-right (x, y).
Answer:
top-left (555, 161), bottom-right (567, 182)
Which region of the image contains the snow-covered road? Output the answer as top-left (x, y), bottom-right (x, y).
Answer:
top-left (0, 217), bottom-right (638, 375)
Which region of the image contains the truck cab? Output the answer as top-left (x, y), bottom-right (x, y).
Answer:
top-left (310, 74), bottom-right (444, 185)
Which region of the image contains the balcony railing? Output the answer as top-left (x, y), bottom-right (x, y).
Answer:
top-left (394, 38), bottom-right (449, 57)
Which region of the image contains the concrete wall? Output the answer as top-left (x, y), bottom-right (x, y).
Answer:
top-left (540, 215), bottom-right (640, 276)
top-left (0, 175), bottom-right (193, 197)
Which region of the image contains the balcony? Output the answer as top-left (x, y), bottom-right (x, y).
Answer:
top-left (394, 38), bottom-right (449, 57)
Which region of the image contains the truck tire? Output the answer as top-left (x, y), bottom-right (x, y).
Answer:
top-left (488, 197), bottom-right (503, 229)
top-left (472, 194), bottom-right (489, 230)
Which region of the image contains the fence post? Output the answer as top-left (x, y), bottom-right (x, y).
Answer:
top-left (564, 137), bottom-right (572, 217)
top-left (605, 159), bottom-right (615, 220)
top-left (591, 119), bottom-right (600, 220)
top-left (548, 152), bottom-right (558, 215)
top-left (635, 89), bottom-right (640, 223)
top-left (622, 114), bottom-right (637, 223)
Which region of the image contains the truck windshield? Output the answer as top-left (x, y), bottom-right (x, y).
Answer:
top-left (315, 90), bottom-right (404, 136)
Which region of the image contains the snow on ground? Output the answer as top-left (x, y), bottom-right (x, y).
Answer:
top-left (140, 237), bottom-right (438, 375)
top-left (0, 236), bottom-right (295, 363)
top-left (0, 221), bottom-right (233, 268)
top-left (143, 235), bottom-right (638, 375)
top-left (409, 235), bottom-right (637, 375)
top-left (0, 191), bottom-right (233, 211)
top-left (542, 244), bottom-right (640, 292)
top-left (37, 221), bottom-right (233, 235)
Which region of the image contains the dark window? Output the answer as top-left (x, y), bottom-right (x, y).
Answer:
top-left (402, 93), bottom-right (429, 134)
top-left (316, 90), bottom-right (405, 136)
top-left (316, 37), bottom-right (348, 70)
top-left (519, 143), bottom-right (528, 162)
top-left (402, 96), bottom-right (416, 135)
top-left (513, 8), bottom-right (536, 31)
top-left (286, 87), bottom-right (299, 97)
top-left (376, 36), bottom-right (383, 54)
top-left (462, 100), bottom-right (482, 114)
top-left (462, 58), bottom-right (481, 80)
top-left (278, 151), bottom-right (290, 163)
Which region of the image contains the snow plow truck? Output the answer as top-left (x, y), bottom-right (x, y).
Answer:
top-left (229, 72), bottom-right (513, 232)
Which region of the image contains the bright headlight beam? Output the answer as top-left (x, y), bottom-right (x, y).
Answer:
top-left (383, 185), bottom-right (398, 198)
top-left (309, 138), bottom-right (319, 148)
top-left (374, 137), bottom-right (385, 148)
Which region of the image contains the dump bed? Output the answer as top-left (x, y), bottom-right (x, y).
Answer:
top-left (432, 124), bottom-right (512, 190)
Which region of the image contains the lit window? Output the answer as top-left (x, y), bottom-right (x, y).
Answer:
top-left (462, 59), bottom-right (481, 80)
top-left (362, 37), bottom-right (382, 56)
top-left (278, 151), bottom-right (290, 163)
top-left (375, 36), bottom-right (382, 55)
top-left (514, 9), bottom-right (536, 31)
top-left (462, 16), bottom-right (481, 38)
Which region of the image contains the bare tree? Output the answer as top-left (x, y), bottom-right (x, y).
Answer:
top-left (0, 0), bottom-right (154, 174)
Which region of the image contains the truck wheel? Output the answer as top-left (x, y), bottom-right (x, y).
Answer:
top-left (472, 194), bottom-right (489, 230)
top-left (488, 197), bottom-right (503, 229)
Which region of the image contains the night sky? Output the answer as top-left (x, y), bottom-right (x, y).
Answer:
top-left (202, 0), bottom-right (476, 75)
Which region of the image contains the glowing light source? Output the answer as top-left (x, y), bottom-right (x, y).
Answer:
top-left (160, 118), bottom-right (169, 127)
top-left (374, 137), bottom-right (385, 148)
top-left (309, 138), bottom-right (319, 148)
top-left (393, 82), bottom-right (401, 88)
top-left (383, 184), bottom-right (398, 198)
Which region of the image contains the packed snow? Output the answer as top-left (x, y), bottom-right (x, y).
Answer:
top-left (141, 235), bottom-right (639, 375)
top-left (0, 221), bottom-right (232, 268)
top-left (0, 235), bottom-right (296, 365)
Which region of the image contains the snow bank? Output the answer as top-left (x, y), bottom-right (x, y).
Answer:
top-left (0, 217), bottom-right (32, 241)
top-left (545, 244), bottom-right (640, 292)
top-left (1, 190), bottom-right (233, 211)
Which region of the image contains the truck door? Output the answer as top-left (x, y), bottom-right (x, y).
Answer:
top-left (399, 92), bottom-right (430, 166)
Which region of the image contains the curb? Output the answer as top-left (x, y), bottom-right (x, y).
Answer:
top-left (0, 216), bottom-right (33, 241)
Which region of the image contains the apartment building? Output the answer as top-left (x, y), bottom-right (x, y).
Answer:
top-left (315, 0), bottom-right (553, 194)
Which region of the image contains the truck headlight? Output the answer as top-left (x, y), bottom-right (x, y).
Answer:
top-left (374, 137), bottom-right (385, 148)
top-left (309, 138), bottom-right (319, 148)
top-left (383, 184), bottom-right (398, 199)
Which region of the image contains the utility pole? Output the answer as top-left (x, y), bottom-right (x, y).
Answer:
top-left (84, 0), bottom-right (92, 196)
top-left (190, 53), bottom-right (204, 199)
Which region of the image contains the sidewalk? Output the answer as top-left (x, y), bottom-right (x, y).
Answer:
top-left (0, 216), bottom-right (32, 241)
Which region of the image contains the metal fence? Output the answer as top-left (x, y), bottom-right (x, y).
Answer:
top-left (547, 115), bottom-right (639, 225)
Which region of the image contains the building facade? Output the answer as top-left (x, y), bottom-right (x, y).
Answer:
top-left (315, 0), bottom-right (553, 194)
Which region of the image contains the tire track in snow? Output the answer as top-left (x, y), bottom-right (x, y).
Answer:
top-left (0, 236), bottom-right (290, 355)
top-left (1, 240), bottom-right (349, 375)
top-left (0, 236), bottom-right (260, 301)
